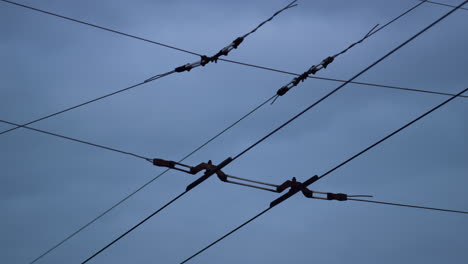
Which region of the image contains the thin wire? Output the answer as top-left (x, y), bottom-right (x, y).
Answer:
top-left (179, 207), bottom-right (272, 264)
top-left (81, 190), bottom-right (188, 264)
top-left (219, 58), bottom-right (468, 98)
top-left (318, 87), bottom-right (468, 181)
top-left (0, 0), bottom-right (202, 56)
top-left (178, 3), bottom-right (468, 262)
top-left (347, 198), bottom-right (468, 215)
top-left (232, 0), bottom-right (467, 162)
top-left (180, 86), bottom-right (468, 264)
top-left (25, 9), bottom-right (281, 263)
top-left (1, 0), bottom-right (464, 100)
top-left (0, 119), bottom-right (151, 162)
top-left (0, 0), bottom-right (294, 139)
top-left (417, 0), bottom-right (468, 11)
top-left (0, 80), bottom-right (147, 136)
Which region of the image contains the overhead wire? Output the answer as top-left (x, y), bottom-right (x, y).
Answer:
top-left (45, 1), bottom-right (437, 262)
top-left (346, 198), bottom-right (468, 215)
top-left (0, 0), bottom-right (296, 138)
top-left (24, 3), bottom-right (298, 263)
top-left (0, 120), bottom-right (152, 162)
top-left (416, 0), bottom-right (468, 10)
top-left (178, 2), bottom-right (468, 262)
top-left (0, 0), bottom-right (465, 104)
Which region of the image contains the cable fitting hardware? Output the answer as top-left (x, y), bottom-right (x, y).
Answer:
top-left (270, 175), bottom-right (319, 207)
top-left (321, 56), bottom-right (334, 68)
top-left (232, 37), bottom-right (244, 49)
top-left (175, 63), bottom-right (193, 73)
top-left (327, 192), bottom-right (348, 201)
top-left (152, 158), bottom-right (227, 181)
top-left (276, 86), bottom-right (289, 96)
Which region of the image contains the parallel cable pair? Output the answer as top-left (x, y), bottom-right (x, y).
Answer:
top-left (55, 2), bottom-right (429, 262)
top-left (81, 1), bottom-right (468, 263)
top-left (13, 0), bottom-right (450, 262)
top-left (179, 2), bottom-right (468, 263)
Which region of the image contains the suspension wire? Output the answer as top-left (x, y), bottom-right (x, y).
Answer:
top-left (219, 58), bottom-right (468, 98)
top-left (26, 2), bottom-right (296, 262)
top-left (0, 0), bottom-right (202, 56)
top-left (28, 1), bottom-right (437, 262)
top-left (0, 1), bottom-right (295, 139)
top-left (347, 198), bottom-right (468, 215)
top-left (416, 0), bottom-right (468, 11)
top-left (81, 191), bottom-right (188, 264)
top-left (1, 0), bottom-right (465, 101)
top-left (230, 0), bottom-right (457, 162)
top-left (178, 2), bottom-right (468, 262)
top-left (318, 86), bottom-right (468, 181)
top-left (0, 119), bottom-right (152, 162)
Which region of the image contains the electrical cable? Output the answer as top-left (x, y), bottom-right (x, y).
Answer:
top-left (0, 0), bottom-right (465, 102)
top-left (28, 3), bottom-right (296, 263)
top-left (229, 0), bottom-right (457, 163)
top-left (178, 2), bottom-right (468, 262)
top-left (30, 1), bottom-right (440, 262)
top-left (81, 191), bottom-right (188, 264)
top-left (0, 119), bottom-right (152, 162)
top-left (347, 198), bottom-right (468, 215)
top-left (416, 0), bottom-right (468, 11)
top-left (0, 1), bottom-right (295, 138)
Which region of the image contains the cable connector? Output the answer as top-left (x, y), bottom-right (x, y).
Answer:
top-left (321, 56), bottom-right (334, 68)
top-left (327, 192), bottom-right (348, 201)
top-left (175, 63), bottom-right (194, 73)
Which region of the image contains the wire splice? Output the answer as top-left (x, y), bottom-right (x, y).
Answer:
top-left (271, 24), bottom-right (379, 104)
top-left (142, 0), bottom-right (297, 81)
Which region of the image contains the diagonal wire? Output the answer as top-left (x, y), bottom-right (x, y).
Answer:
top-left (0, 0), bottom-right (202, 56)
top-left (180, 85), bottom-right (468, 264)
top-left (24, 1), bottom-right (295, 262)
top-left (230, 0), bottom-right (457, 162)
top-left (81, 191), bottom-right (189, 264)
top-left (416, 0), bottom-right (468, 11)
top-left (26, 1), bottom-right (434, 262)
top-left (0, 119), bottom-right (152, 162)
top-left (178, 2), bottom-right (468, 262)
top-left (346, 198), bottom-right (468, 215)
top-left (0, 1), bottom-right (295, 138)
top-left (1, 0), bottom-right (466, 101)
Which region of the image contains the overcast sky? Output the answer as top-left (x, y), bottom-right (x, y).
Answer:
top-left (1, 0), bottom-right (467, 263)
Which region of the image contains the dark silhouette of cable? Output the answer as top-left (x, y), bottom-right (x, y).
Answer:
top-left (0, 119), bottom-right (151, 162)
top-left (30, 1), bottom-right (444, 262)
top-left (317, 87), bottom-right (468, 181)
top-left (1, 1), bottom-right (295, 139)
top-left (178, 2), bottom-right (468, 262)
top-left (0, 81), bottom-right (148, 136)
top-left (1, 0), bottom-right (464, 101)
top-left (219, 58), bottom-right (468, 98)
top-left (81, 191), bottom-right (188, 264)
top-left (347, 198), bottom-right (468, 215)
top-left (180, 207), bottom-right (272, 264)
top-left (416, 0), bottom-right (468, 11)
top-left (230, 0), bottom-right (465, 163)
top-left (29, 2), bottom-right (296, 262)
top-left (0, 0), bottom-right (201, 56)
top-left (180, 85), bottom-right (468, 264)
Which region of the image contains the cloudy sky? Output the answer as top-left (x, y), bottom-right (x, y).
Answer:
top-left (1, 0), bottom-right (467, 263)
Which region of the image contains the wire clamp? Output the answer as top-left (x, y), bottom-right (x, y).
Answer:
top-left (270, 175), bottom-right (319, 207)
top-left (174, 63), bottom-right (194, 73)
top-left (321, 56), bottom-right (334, 68)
